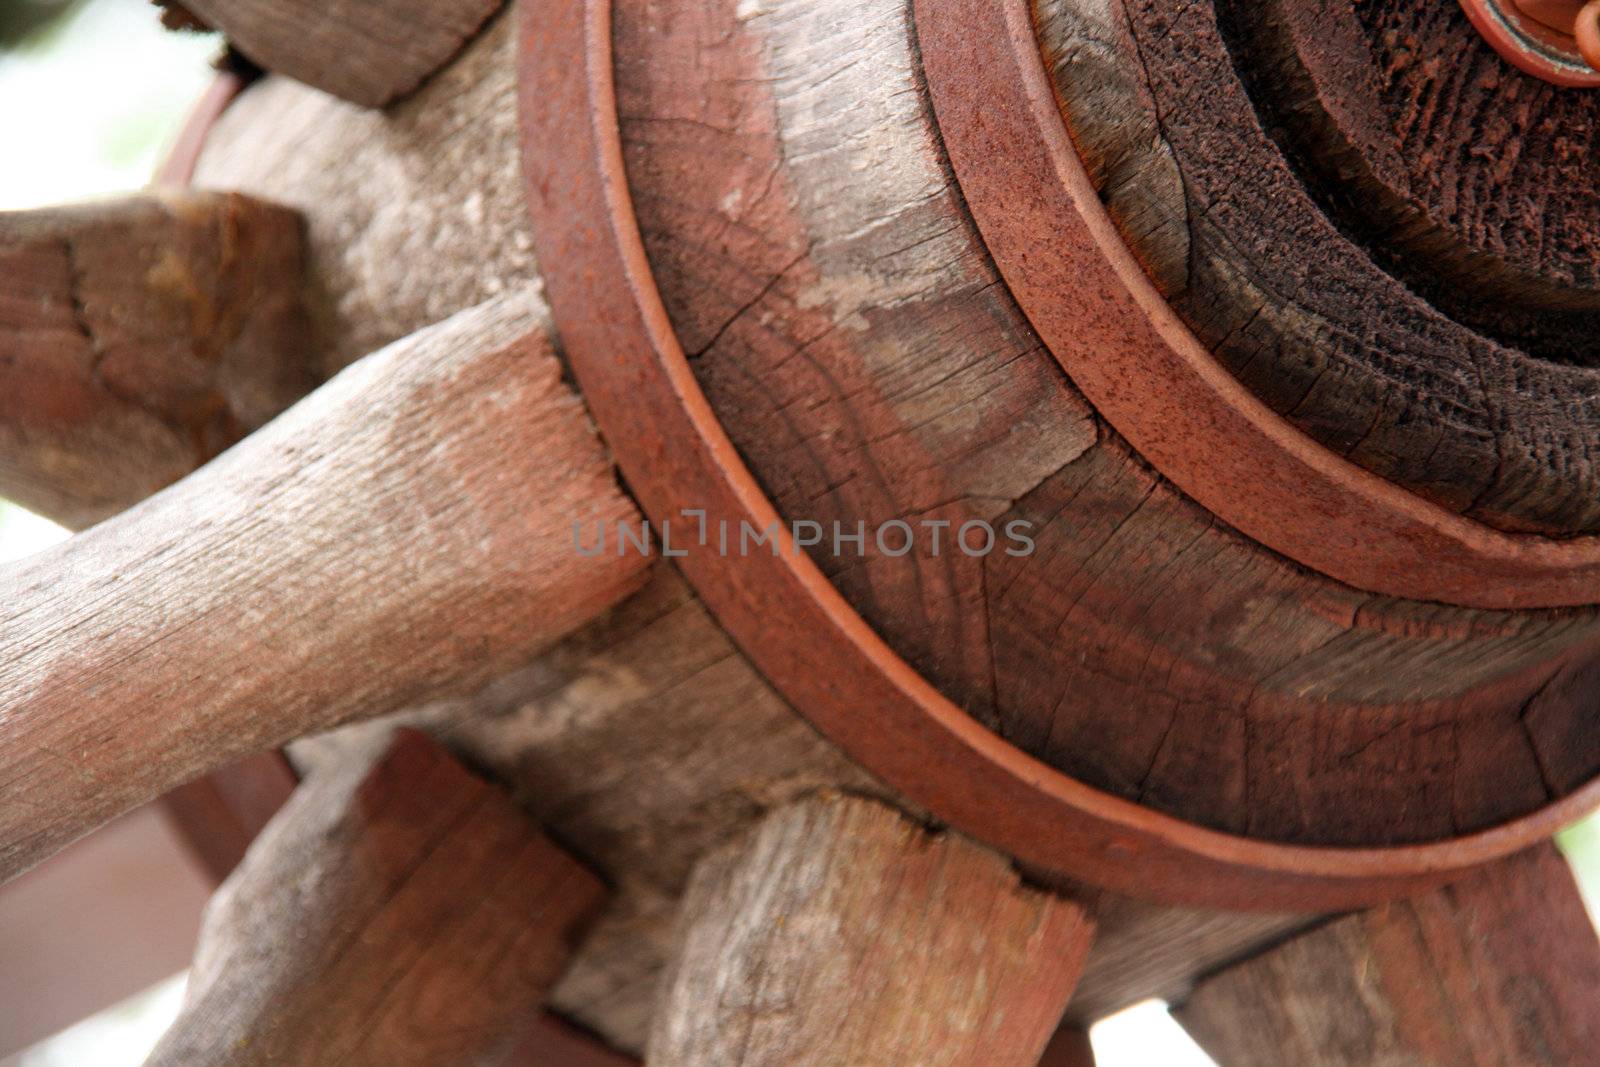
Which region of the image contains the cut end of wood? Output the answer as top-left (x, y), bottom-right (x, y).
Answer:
top-left (174, 0), bottom-right (509, 107)
top-left (0, 189), bottom-right (314, 529)
top-left (147, 728), bottom-right (608, 1067)
top-left (650, 793), bottom-right (1094, 1067)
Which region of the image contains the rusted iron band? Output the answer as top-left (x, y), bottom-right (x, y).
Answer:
top-left (518, 0), bottom-right (1600, 910)
top-left (153, 69), bottom-right (248, 187)
top-left (1461, 0), bottom-right (1600, 85)
top-left (915, 0), bottom-right (1600, 609)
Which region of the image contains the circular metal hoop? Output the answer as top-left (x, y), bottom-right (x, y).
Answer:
top-left (1459, 0), bottom-right (1600, 86)
top-left (914, 0), bottom-right (1600, 611)
top-left (517, 0), bottom-right (1600, 910)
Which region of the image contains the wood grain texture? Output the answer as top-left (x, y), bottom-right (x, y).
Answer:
top-left (649, 794), bottom-right (1094, 1067)
top-left (0, 291), bottom-right (647, 883)
top-left (193, 7), bottom-right (537, 376)
top-left (1174, 842), bottom-right (1600, 1066)
top-left (1221, 0), bottom-right (1600, 358)
top-left (618, 0), bottom-right (1600, 848)
top-left (0, 191), bottom-right (313, 529)
top-left (1037, 0), bottom-right (1600, 537)
top-left (169, 0), bottom-right (505, 108)
top-left (178, 13), bottom-right (1596, 1046)
top-left (145, 729), bottom-right (607, 1067)
top-left (285, 565), bottom-right (894, 1053)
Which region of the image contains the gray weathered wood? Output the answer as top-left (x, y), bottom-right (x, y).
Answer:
top-left (163, 0), bottom-right (505, 108)
top-left (0, 191), bottom-right (312, 529)
top-left (0, 291), bottom-right (647, 883)
top-left (649, 794), bottom-right (1095, 1067)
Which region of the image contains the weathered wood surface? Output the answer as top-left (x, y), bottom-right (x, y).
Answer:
top-left (162, 0), bottom-right (505, 108)
top-left (1174, 842), bottom-right (1600, 1066)
top-left (194, 8), bottom-right (536, 376)
top-left (649, 794), bottom-right (1094, 1067)
top-left (0, 291), bottom-right (647, 883)
top-left (616, 0), bottom-right (1600, 847)
top-left (145, 729), bottom-right (606, 1067)
top-left (1221, 0), bottom-right (1600, 356)
top-left (182, 0), bottom-right (1599, 1047)
top-left (0, 191), bottom-right (312, 529)
top-left (1064, 894), bottom-right (1316, 1026)
top-left (195, 0), bottom-right (1600, 855)
top-left (283, 566), bottom-right (893, 1051)
top-left (1037, 0), bottom-right (1600, 536)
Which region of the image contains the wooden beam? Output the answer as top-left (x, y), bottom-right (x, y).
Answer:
top-left (649, 794), bottom-right (1094, 1067)
top-left (162, 0), bottom-right (506, 108)
top-left (0, 191), bottom-right (312, 530)
top-left (1065, 896), bottom-right (1318, 1026)
top-left (145, 729), bottom-right (606, 1066)
top-left (0, 292), bottom-right (648, 884)
top-left (161, 748), bottom-right (642, 1064)
top-left (1173, 842), bottom-right (1600, 1065)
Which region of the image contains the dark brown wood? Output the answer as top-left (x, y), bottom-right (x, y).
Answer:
top-left (1226, 0), bottom-right (1600, 353)
top-left (145, 730), bottom-right (607, 1067)
top-left (0, 191), bottom-right (313, 529)
top-left (926, 0), bottom-right (1600, 609)
top-left (649, 794), bottom-right (1095, 1067)
top-left (1036, 1029), bottom-right (1096, 1067)
top-left (159, 752), bottom-right (298, 883)
top-left (1174, 842), bottom-right (1600, 1066)
top-left (0, 292), bottom-right (648, 884)
top-left (505, 1014), bottom-right (640, 1067)
top-left (159, 742), bottom-right (637, 1065)
top-left (1036, 0), bottom-right (1600, 538)
top-left (168, 0), bottom-right (506, 108)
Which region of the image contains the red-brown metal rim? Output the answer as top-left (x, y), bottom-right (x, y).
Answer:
top-left (517, 0), bottom-right (1600, 910)
top-left (915, 0), bottom-right (1600, 610)
top-left (1460, 0), bottom-right (1600, 86)
top-left (153, 69), bottom-right (248, 187)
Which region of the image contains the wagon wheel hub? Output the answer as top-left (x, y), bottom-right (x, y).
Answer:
top-left (1463, 0), bottom-right (1600, 83)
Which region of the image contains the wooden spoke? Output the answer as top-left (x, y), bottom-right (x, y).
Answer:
top-left (145, 729), bottom-right (607, 1066)
top-left (162, 0), bottom-right (506, 108)
top-left (648, 794), bottom-right (1095, 1067)
top-left (1173, 842), bottom-right (1600, 1065)
top-left (0, 292), bottom-right (647, 884)
top-left (0, 191), bottom-right (312, 529)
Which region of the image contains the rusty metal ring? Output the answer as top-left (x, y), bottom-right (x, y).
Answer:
top-left (1578, 0), bottom-right (1600, 71)
top-left (914, 0), bottom-right (1600, 610)
top-left (1460, 0), bottom-right (1600, 86)
top-left (517, 0), bottom-right (1600, 910)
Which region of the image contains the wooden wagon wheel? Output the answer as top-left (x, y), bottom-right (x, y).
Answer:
top-left (4, 0), bottom-right (1600, 1062)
